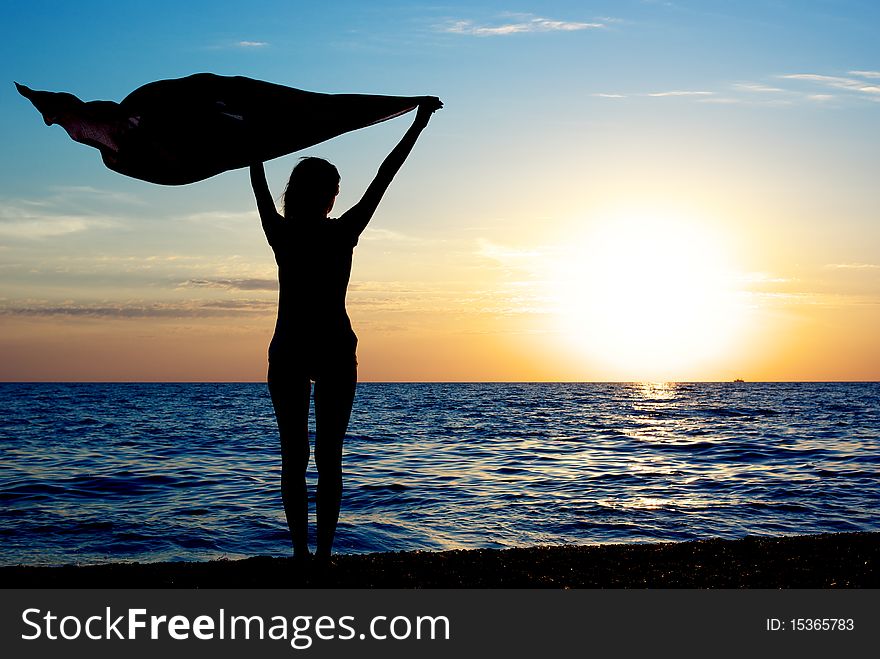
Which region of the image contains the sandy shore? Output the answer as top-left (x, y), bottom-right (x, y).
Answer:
top-left (2, 532), bottom-right (877, 588)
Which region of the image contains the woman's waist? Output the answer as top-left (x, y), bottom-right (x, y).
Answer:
top-left (273, 313), bottom-right (354, 334)
top-left (268, 330), bottom-right (357, 365)
top-left (271, 316), bottom-right (356, 342)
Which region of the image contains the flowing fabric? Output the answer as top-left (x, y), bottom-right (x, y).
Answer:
top-left (15, 73), bottom-right (422, 185)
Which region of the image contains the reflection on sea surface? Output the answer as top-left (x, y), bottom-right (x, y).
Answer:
top-left (0, 382), bottom-right (878, 565)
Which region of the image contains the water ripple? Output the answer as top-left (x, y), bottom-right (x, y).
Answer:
top-left (0, 382), bottom-right (878, 565)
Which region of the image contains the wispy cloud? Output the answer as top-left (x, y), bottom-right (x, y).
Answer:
top-left (359, 227), bottom-right (426, 244)
top-left (49, 186), bottom-right (145, 206)
top-left (739, 272), bottom-right (794, 286)
top-left (592, 90), bottom-right (713, 100)
top-left (0, 299), bottom-right (275, 319)
top-left (181, 278), bottom-right (278, 291)
top-left (476, 239), bottom-right (544, 264)
top-left (825, 262), bottom-right (880, 270)
top-left (646, 90), bottom-right (713, 97)
top-left (595, 69), bottom-right (880, 106)
top-left (440, 14), bottom-right (605, 36)
top-left (349, 281), bottom-right (426, 294)
top-left (700, 96), bottom-right (794, 106)
top-left (0, 202), bottom-right (117, 240)
top-left (182, 210), bottom-right (258, 224)
top-left (206, 40), bottom-right (270, 51)
top-left (695, 97), bottom-right (747, 105)
top-left (733, 82), bottom-right (785, 93)
top-left (0, 215), bottom-right (93, 239)
top-left (780, 73), bottom-right (880, 96)
top-left (0, 187), bottom-right (145, 240)
top-left (740, 266), bottom-right (880, 310)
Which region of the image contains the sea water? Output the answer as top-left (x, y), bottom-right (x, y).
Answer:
top-left (0, 382), bottom-right (877, 566)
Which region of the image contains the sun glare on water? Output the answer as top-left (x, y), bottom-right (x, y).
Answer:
top-left (550, 210), bottom-right (748, 380)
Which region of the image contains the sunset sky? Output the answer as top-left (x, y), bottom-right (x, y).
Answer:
top-left (1, 0), bottom-right (878, 382)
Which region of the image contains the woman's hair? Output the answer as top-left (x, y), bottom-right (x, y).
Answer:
top-left (282, 157), bottom-right (340, 219)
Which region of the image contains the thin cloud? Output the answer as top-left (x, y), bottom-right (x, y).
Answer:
top-left (739, 272), bottom-right (793, 285)
top-left (477, 239), bottom-right (544, 264)
top-left (780, 73), bottom-right (880, 96)
top-left (593, 90), bottom-right (716, 100)
top-left (182, 210), bottom-right (258, 224)
top-left (0, 215), bottom-right (94, 239)
top-left (49, 186), bottom-right (145, 206)
top-left (206, 40), bottom-right (270, 51)
top-left (348, 281), bottom-right (426, 294)
top-left (733, 82), bottom-right (785, 93)
top-left (0, 299), bottom-right (275, 319)
top-left (697, 97), bottom-right (745, 105)
top-left (0, 189), bottom-right (136, 240)
top-left (700, 96), bottom-right (793, 106)
top-left (440, 15), bottom-right (605, 36)
top-left (0, 203), bottom-right (117, 240)
top-left (646, 90), bottom-right (714, 97)
top-left (825, 263), bottom-right (880, 270)
top-left (595, 70), bottom-right (880, 107)
top-left (182, 278), bottom-right (278, 291)
top-left (359, 227), bottom-right (426, 244)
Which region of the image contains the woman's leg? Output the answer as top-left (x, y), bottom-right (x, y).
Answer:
top-left (313, 362), bottom-right (357, 560)
top-left (268, 363), bottom-right (312, 559)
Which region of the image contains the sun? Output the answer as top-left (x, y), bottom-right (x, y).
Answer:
top-left (549, 209), bottom-right (748, 380)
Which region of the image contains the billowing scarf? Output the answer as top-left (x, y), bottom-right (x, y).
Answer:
top-left (16, 73), bottom-right (421, 185)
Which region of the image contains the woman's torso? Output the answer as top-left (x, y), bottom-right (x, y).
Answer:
top-left (269, 217), bottom-right (358, 366)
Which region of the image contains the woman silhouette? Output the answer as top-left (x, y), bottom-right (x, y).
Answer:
top-left (250, 96), bottom-right (441, 563)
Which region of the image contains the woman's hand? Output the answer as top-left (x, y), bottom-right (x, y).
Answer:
top-left (415, 96), bottom-right (443, 126)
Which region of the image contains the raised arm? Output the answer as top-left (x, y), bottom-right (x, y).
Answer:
top-left (250, 162), bottom-right (283, 246)
top-left (341, 97), bottom-right (442, 238)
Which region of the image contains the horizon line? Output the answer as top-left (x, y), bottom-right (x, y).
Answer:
top-left (1, 380), bottom-right (877, 385)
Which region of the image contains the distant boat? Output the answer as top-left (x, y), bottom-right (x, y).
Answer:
top-left (733, 378), bottom-right (745, 383)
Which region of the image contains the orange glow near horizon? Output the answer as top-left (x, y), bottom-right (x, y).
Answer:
top-left (1, 193), bottom-right (878, 383)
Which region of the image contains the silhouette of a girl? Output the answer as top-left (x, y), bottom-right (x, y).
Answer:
top-left (250, 97), bottom-right (441, 563)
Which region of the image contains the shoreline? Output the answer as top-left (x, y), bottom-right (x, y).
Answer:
top-left (2, 532), bottom-right (877, 588)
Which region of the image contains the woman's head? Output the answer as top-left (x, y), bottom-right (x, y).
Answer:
top-left (283, 157), bottom-right (340, 219)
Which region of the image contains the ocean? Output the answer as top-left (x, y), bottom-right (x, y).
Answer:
top-left (0, 382), bottom-right (877, 566)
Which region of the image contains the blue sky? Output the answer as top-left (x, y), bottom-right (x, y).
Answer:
top-left (1, 1), bottom-right (878, 380)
